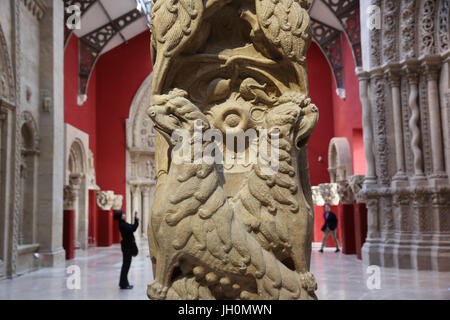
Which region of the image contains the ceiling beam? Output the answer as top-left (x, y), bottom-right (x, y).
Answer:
top-left (310, 18), bottom-right (345, 95)
top-left (78, 8), bottom-right (143, 100)
top-left (320, 0), bottom-right (362, 67)
top-left (63, 0), bottom-right (97, 49)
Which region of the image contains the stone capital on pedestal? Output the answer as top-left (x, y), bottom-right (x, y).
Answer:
top-left (337, 180), bottom-right (355, 204)
top-left (311, 186), bottom-right (324, 206)
top-left (63, 185), bottom-right (77, 210)
top-left (111, 194), bottom-right (124, 210)
top-left (349, 175), bottom-right (365, 203)
top-left (318, 183), bottom-right (340, 206)
top-left (96, 191), bottom-right (116, 211)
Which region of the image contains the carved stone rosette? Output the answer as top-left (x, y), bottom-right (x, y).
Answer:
top-left (359, 0), bottom-right (450, 271)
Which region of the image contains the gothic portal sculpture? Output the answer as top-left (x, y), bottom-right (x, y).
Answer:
top-left (146, 0), bottom-right (318, 300)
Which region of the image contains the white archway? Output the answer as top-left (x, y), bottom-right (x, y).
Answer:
top-left (328, 137), bottom-right (353, 183)
top-left (125, 72), bottom-right (156, 238)
top-left (64, 124), bottom-right (90, 250)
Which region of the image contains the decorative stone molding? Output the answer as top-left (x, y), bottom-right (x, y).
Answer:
top-left (21, 0), bottom-right (47, 21)
top-left (95, 191), bottom-right (115, 211)
top-left (318, 183), bottom-right (340, 206)
top-left (112, 195), bottom-right (124, 211)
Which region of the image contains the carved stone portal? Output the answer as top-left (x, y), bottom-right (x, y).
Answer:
top-left (146, 0), bottom-right (318, 300)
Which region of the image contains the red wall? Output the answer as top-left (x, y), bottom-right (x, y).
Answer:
top-left (95, 31), bottom-right (153, 218)
top-left (331, 36), bottom-right (366, 175)
top-left (306, 42), bottom-right (335, 186)
top-left (64, 35), bottom-right (98, 160)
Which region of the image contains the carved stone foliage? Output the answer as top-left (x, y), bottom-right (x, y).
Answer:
top-left (420, 0), bottom-right (438, 57)
top-left (0, 24), bottom-right (15, 103)
top-left (147, 0), bottom-right (318, 300)
top-left (382, 0), bottom-right (399, 64)
top-left (348, 175), bottom-right (365, 203)
top-left (438, 0), bottom-right (449, 52)
top-left (337, 181), bottom-right (354, 204)
top-left (95, 191), bottom-right (115, 211)
top-left (318, 183), bottom-right (340, 206)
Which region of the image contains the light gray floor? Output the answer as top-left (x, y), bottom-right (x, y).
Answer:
top-left (0, 241), bottom-right (449, 300)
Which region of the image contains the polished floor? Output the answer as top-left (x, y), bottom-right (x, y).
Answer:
top-left (0, 241), bottom-right (449, 300)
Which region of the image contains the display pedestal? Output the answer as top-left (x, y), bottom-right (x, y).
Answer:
top-left (88, 190), bottom-right (98, 246)
top-left (63, 210), bottom-right (75, 260)
top-left (338, 203), bottom-right (356, 254)
top-left (97, 210), bottom-right (113, 247)
top-left (354, 202), bottom-right (368, 260)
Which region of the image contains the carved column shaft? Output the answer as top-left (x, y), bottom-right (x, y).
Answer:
top-left (404, 65), bottom-right (425, 177)
top-left (141, 185), bottom-right (151, 238)
top-left (423, 61), bottom-right (446, 176)
top-left (387, 68), bottom-right (406, 178)
top-left (357, 71), bottom-right (376, 180)
top-left (130, 184), bottom-right (141, 236)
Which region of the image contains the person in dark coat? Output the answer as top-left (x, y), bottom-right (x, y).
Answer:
top-left (114, 210), bottom-right (139, 289)
top-left (319, 204), bottom-right (340, 253)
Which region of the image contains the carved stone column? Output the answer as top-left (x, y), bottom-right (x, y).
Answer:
top-left (141, 185), bottom-right (151, 238)
top-left (360, 1), bottom-right (450, 271)
top-left (404, 63), bottom-right (425, 179)
top-left (386, 67), bottom-right (407, 181)
top-left (130, 184), bottom-right (141, 237)
top-left (357, 70), bottom-right (377, 183)
top-left (69, 174), bottom-right (82, 249)
top-left (422, 59), bottom-right (447, 181)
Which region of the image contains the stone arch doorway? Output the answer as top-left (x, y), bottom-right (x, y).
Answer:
top-left (328, 137), bottom-right (353, 183)
top-left (64, 125), bottom-right (89, 250)
top-left (18, 112), bottom-right (39, 246)
top-left (125, 72), bottom-right (156, 238)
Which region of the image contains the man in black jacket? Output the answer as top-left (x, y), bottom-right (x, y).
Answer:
top-left (319, 204), bottom-right (340, 253)
top-left (114, 210), bottom-right (139, 289)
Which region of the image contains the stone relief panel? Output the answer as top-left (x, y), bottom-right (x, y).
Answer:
top-left (359, 0), bottom-right (450, 271)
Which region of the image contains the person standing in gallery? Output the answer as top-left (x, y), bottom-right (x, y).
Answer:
top-left (114, 210), bottom-right (139, 289)
top-left (319, 204), bottom-right (340, 253)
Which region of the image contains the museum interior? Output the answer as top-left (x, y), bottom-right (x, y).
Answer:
top-left (0, 0), bottom-right (449, 300)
